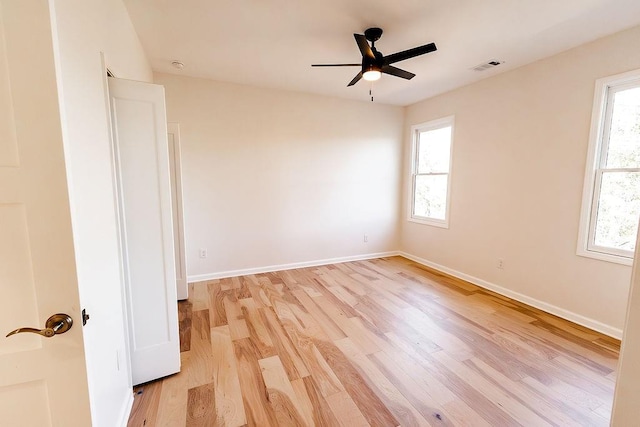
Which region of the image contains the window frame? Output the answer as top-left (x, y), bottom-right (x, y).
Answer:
top-left (577, 69), bottom-right (640, 265)
top-left (408, 116), bottom-right (455, 228)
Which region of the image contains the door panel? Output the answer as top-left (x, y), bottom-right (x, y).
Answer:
top-left (109, 77), bottom-right (180, 385)
top-left (0, 381), bottom-right (52, 425)
top-left (0, 0), bottom-right (17, 168)
top-left (0, 204), bottom-right (39, 355)
top-left (0, 0), bottom-right (91, 425)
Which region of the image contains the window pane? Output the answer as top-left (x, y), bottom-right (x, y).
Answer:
top-left (605, 87), bottom-right (640, 168)
top-left (594, 171), bottom-right (640, 251)
top-left (417, 126), bottom-right (452, 173)
top-left (414, 174), bottom-right (448, 220)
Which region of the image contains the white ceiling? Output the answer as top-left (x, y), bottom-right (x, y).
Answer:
top-left (123, 0), bottom-right (640, 106)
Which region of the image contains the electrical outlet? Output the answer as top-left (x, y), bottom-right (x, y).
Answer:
top-left (497, 258), bottom-right (504, 269)
top-left (364, 234), bottom-right (369, 243)
top-left (199, 248), bottom-right (207, 259)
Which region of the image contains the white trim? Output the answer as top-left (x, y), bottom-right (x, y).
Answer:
top-left (116, 393), bottom-right (134, 427)
top-left (167, 122), bottom-right (188, 300)
top-left (187, 251), bottom-right (401, 282)
top-left (408, 116), bottom-right (455, 228)
top-left (577, 249), bottom-right (633, 266)
top-left (408, 216), bottom-right (449, 228)
top-left (577, 68), bottom-right (640, 265)
top-left (398, 251), bottom-right (623, 339)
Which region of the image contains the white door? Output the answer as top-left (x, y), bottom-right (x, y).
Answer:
top-left (167, 123), bottom-right (188, 300)
top-left (108, 77), bottom-right (180, 385)
top-left (0, 0), bottom-right (92, 425)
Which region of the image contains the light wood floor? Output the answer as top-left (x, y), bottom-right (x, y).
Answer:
top-left (127, 256), bottom-right (620, 426)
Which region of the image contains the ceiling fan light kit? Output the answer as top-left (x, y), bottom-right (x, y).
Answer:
top-left (363, 67), bottom-right (381, 81)
top-left (312, 27), bottom-right (437, 87)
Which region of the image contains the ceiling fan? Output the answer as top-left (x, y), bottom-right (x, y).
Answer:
top-left (312, 27), bottom-right (437, 87)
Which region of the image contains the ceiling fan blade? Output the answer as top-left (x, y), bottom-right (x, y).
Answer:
top-left (354, 34), bottom-right (375, 60)
top-left (381, 65), bottom-right (415, 80)
top-left (311, 63), bottom-right (361, 67)
top-left (384, 42), bottom-right (437, 64)
top-left (347, 71), bottom-right (363, 87)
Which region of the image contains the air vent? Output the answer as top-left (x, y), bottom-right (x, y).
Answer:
top-left (471, 60), bottom-right (504, 72)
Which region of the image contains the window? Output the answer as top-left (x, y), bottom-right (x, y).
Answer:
top-left (409, 116), bottom-right (454, 227)
top-left (578, 70), bottom-right (640, 265)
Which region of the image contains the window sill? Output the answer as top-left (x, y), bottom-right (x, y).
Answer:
top-left (407, 216), bottom-right (449, 229)
top-left (577, 248), bottom-right (633, 266)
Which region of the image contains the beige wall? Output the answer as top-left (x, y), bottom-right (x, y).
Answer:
top-left (154, 73), bottom-right (403, 279)
top-left (51, 0), bottom-right (151, 425)
top-left (402, 25), bottom-right (640, 336)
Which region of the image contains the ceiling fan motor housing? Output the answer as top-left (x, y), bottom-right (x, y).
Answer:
top-left (362, 49), bottom-right (384, 72)
top-left (364, 27), bottom-right (383, 43)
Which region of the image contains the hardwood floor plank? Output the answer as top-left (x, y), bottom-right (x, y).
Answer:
top-left (291, 378), bottom-right (317, 426)
top-left (261, 306), bottom-right (310, 380)
top-left (155, 358), bottom-right (189, 426)
top-left (522, 376), bottom-right (609, 426)
top-left (187, 310), bottom-right (215, 388)
top-left (553, 354), bottom-right (616, 388)
top-left (285, 297), bottom-right (336, 343)
top-left (334, 337), bottom-right (430, 426)
top-left (296, 376), bottom-right (342, 426)
top-left (367, 285), bottom-right (413, 313)
top-left (386, 331), bottom-right (519, 426)
top-left (325, 268), bottom-right (368, 296)
top-left (218, 277), bottom-right (234, 292)
top-left (324, 391), bottom-right (371, 427)
top-left (239, 297), bottom-right (276, 358)
top-left (383, 331), bottom-right (460, 407)
top-left (531, 319), bottom-right (619, 364)
top-left (235, 277), bottom-right (253, 300)
top-left (250, 280), bottom-right (274, 308)
top-left (128, 382), bottom-right (163, 427)
top-left (129, 256), bottom-right (620, 427)
top-left (259, 355), bottom-right (308, 426)
top-left (431, 350), bottom-right (553, 426)
top-left (224, 294), bottom-right (250, 340)
top-left (178, 300), bottom-right (193, 352)
top-left (186, 383), bottom-right (216, 427)
top-left (210, 325), bottom-right (247, 426)
top-left (313, 338), bottom-right (400, 426)
top-left (292, 288), bottom-right (347, 341)
top-left (352, 295), bottom-right (399, 334)
top-left (441, 401), bottom-right (493, 427)
top-left (370, 350), bottom-right (455, 426)
top-left (593, 402), bottom-right (613, 421)
top-left (191, 281), bottom-right (209, 311)
top-left (464, 356), bottom-right (586, 427)
top-left (233, 338), bottom-right (279, 426)
top-left (208, 280), bottom-right (228, 327)
top-left (401, 306), bottom-right (473, 360)
top-left (282, 326), bottom-right (345, 397)
top-left (310, 277), bottom-right (360, 317)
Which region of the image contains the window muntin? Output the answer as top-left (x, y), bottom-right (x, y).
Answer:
top-left (410, 117), bottom-right (454, 227)
top-left (578, 71), bottom-right (640, 264)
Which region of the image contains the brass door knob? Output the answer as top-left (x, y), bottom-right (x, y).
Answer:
top-left (5, 314), bottom-right (73, 338)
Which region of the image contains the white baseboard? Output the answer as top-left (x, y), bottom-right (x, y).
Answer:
top-left (187, 251), bottom-right (401, 283)
top-left (116, 392), bottom-right (134, 427)
top-left (398, 251), bottom-right (623, 339)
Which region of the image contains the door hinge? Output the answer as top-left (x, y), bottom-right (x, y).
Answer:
top-left (82, 309), bottom-right (90, 326)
